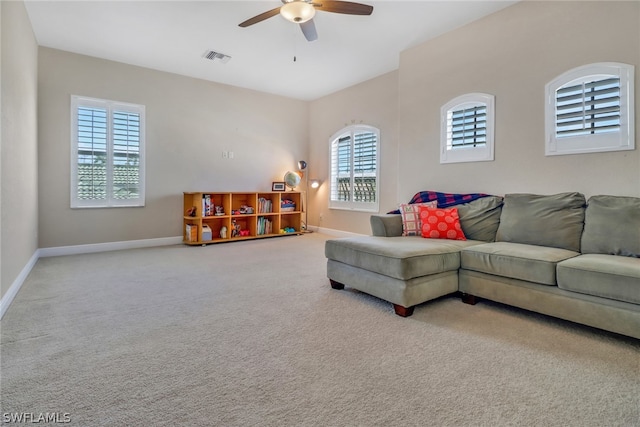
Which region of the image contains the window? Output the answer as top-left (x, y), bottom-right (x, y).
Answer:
top-left (329, 125), bottom-right (379, 212)
top-left (545, 62), bottom-right (634, 156)
top-left (71, 95), bottom-right (145, 208)
top-left (440, 93), bottom-right (495, 164)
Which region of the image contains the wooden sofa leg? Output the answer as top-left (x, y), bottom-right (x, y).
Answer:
top-left (329, 279), bottom-right (345, 290)
top-left (393, 304), bottom-right (415, 317)
top-left (461, 293), bottom-right (478, 305)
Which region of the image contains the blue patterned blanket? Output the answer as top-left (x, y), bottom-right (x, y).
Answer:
top-left (388, 191), bottom-right (491, 214)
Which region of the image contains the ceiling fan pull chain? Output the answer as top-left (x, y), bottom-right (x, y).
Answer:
top-left (293, 25), bottom-right (298, 62)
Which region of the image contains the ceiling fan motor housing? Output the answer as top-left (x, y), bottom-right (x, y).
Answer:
top-left (280, 1), bottom-right (316, 23)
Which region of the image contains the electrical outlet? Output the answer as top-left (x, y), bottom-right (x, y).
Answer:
top-left (222, 151), bottom-right (228, 158)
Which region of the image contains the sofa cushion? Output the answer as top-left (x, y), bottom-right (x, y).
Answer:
top-left (399, 201), bottom-right (437, 236)
top-left (496, 192), bottom-right (586, 252)
top-left (557, 254), bottom-right (640, 304)
top-left (325, 236), bottom-right (481, 281)
top-left (455, 196), bottom-right (503, 242)
top-left (461, 242), bottom-right (579, 286)
top-left (419, 206), bottom-right (466, 240)
top-left (581, 195), bottom-right (640, 257)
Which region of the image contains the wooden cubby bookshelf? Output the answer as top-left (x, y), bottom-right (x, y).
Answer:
top-left (183, 191), bottom-right (302, 245)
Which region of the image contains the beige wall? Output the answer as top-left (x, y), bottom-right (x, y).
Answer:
top-left (38, 48), bottom-right (309, 248)
top-left (1, 1), bottom-right (39, 298)
top-left (308, 1), bottom-right (640, 236)
top-left (308, 71), bottom-right (399, 235)
top-left (396, 1), bottom-right (640, 203)
top-left (4, 0), bottom-right (640, 264)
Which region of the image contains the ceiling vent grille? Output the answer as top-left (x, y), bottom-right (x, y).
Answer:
top-left (203, 50), bottom-right (231, 64)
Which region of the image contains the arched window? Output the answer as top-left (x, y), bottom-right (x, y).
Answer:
top-left (545, 62), bottom-right (634, 156)
top-left (329, 125), bottom-right (380, 212)
top-left (440, 93), bottom-right (495, 164)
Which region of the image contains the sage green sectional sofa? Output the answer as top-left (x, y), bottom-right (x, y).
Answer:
top-left (325, 192), bottom-right (640, 339)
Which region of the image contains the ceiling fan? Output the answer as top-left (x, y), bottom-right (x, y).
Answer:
top-left (239, 0), bottom-right (374, 42)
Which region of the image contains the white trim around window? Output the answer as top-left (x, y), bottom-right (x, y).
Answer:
top-left (440, 93), bottom-right (495, 164)
top-left (71, 95), bottom-right (146, 208)
top-left (545, 62), bottom-right (635, 156)
top-left (328, 124), bottom-right (380, 212)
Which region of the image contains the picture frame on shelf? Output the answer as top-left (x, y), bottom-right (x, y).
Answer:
top-left (272, 181), bottom-right (286, 191)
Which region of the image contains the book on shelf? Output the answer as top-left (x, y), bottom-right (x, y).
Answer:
top-left (258, 197), bottom-right (273, 214)
top-left (257, 217), bottom-right (272, 235)
top-left (202, 194), bottom-right (213, 217)
top-left (185, 224), bottom-right (198, 242)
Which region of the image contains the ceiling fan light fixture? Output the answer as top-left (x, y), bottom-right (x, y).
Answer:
top-left (280, 1), bottom-right (316, 24)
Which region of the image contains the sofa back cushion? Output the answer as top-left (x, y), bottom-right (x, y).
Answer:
top-left (581, 195), bottom-right (640, 257)
top-left (456, 196), bottom-right (503, 242)
top-left (496, 192), bottom-right (586, 251)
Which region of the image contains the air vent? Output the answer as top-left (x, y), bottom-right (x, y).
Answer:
top-left (203, 50), bottom-right (231, 64)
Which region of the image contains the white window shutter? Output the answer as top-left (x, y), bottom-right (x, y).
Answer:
top-left (545, 62), bottom-right (634, 156)
top-left (71, 95), bottom-right (145, 208)
top-left (440, 93), bottom-right (495, 164)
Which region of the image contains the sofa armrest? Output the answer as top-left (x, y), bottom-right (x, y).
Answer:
top-left (370, 214), bottom-right (403, 237)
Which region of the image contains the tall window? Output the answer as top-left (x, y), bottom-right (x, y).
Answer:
top-left (329, 125), bottom-right (379, 212)
top-left (545, 62), bottom-right (634, 156)
top-left (440, 93), bottom-right (495, 164)
top-left (71, 95), bottom-right (145, 208)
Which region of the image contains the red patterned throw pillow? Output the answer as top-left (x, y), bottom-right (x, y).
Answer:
top-left (399, 201), bottom-right (438, 236)
top-left (419, 206), bottom-right (467, 240)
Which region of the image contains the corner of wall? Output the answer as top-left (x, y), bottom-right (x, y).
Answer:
top-left (0, 250), bottom-right (39, 319)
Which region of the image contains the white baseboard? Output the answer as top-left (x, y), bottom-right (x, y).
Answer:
top-left (39, 236), bottom-right (183, 258)
top-left (0, 250), bottom-right (39, 320)
top-left (0, 236), bottom-right (183, 319)
top-left (308, 225), bottom-right (366, 238)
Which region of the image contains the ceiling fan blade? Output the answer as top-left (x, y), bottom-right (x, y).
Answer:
top-left (300, 19), bottom-right (318, 42)
top-left (239, 7), bottom-right (281, 27)
top-left (314, 1), bottom-right (373, 15)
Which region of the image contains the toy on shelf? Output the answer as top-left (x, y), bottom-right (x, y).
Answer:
top-left (231, 219), bottom-right (241, 237)
top-left (232, 205), bottom-right (255, 215)
top-left (239, 205), bottom-right (254, 214)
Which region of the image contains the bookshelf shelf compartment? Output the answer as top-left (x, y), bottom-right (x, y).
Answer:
top-left (183, 191), bottom-right (302, 245)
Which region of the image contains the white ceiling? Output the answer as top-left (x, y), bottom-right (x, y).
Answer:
top-left (24, 0), bottom-right (518, 101)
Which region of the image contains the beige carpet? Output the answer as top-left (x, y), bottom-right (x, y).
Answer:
top-left (1, 233), bottom-right (639, 426)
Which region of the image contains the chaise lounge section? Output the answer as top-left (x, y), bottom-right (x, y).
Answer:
top-left (327, 236), bottom-right (480, 316)
top-left (326, 195), bottom-right (503, 315)
top-left (325, 192), bottom-right (640, 340)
